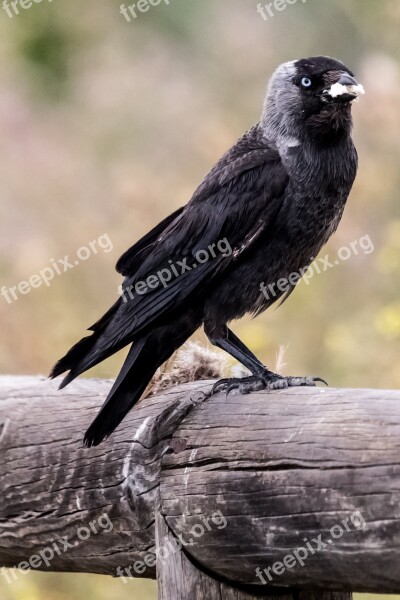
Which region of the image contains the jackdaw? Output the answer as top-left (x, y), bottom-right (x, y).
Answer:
top-left (51, 56), bottom-right (364, 447)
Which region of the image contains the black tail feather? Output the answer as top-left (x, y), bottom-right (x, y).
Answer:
top-left (50, 331), bottom-right (122, 390)
top-left (56, 338), bottom-right (126, 390)
top-left (50, 296), bottom-right (124, 386)
top-left (50, 335), bottom-right (97, 381)
top-left (83, 338), bottom-right (149, 447)
top-left (83, 313), bottom-right (201, 447)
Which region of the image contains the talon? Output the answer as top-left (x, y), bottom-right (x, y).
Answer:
top-left (281, 376), bottom-right (328, 388)
top-left (212, 375), bottom-right (267, 396)
top-left (295, 377), bottom-right (317, 387)
top-left (212, 379), bottom-right (230, 395)
top-left (211, 372), bottom-right (328, 398)
top-left (226, 382), bottom-right (240, 396)
top-left (314, 377), bottom-right (329, 387)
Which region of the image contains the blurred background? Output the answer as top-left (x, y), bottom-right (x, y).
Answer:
top-left (0, 0), bottom-right (399, 598)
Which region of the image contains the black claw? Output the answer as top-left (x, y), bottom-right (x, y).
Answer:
top-left (211, 373), bottom-right (329, 398)
top-left (212, 379), bottom-right (230, 395)
top-left (226, 384), bottom-right (239, 396)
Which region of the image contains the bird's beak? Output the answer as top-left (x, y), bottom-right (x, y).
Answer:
top-left (322, 72), bottom-right (365, 104)
top-left (337, 73), bottom-right (359, 87)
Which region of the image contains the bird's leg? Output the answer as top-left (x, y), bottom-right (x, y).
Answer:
top-left (204, 323), bottom-right (326, 395)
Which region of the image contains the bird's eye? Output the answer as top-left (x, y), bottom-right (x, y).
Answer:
top-left (301, 77), bottom-right (312, 88)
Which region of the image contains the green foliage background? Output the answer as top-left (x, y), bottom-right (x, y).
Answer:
top-left (0, 0), bottom-right (399, 598)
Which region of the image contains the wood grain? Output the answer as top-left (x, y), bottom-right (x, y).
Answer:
top-left (160, 387), bottom-right (400, 592)
top-left (156, 511), bottom-right (297, 599)
top-left (0, 375), bottom-right (208, 579)
top-left (1, 376), bottom-right (399, 594)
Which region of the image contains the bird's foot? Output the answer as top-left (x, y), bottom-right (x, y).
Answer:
top-left (212, 372), bottom-right (327, 396)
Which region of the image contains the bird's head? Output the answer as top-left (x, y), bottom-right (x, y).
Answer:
top-left (262, 56), bottom-right (365, 146)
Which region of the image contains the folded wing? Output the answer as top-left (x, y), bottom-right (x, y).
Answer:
top-left (51, 126), bottom-right (289, 386)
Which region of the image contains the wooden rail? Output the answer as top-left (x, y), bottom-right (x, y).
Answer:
top-left (1, 376), bottom-right (399, 598)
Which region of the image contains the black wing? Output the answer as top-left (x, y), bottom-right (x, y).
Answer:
top-left (99, 126), bottom-right (288, 342)
top-left (115, 206), bottom-right (184, 277)
top-left (51, 125), bottom-right (289, 383)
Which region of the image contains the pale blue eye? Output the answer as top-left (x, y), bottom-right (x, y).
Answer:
top-left (301, 77), bottom-right (312, 88)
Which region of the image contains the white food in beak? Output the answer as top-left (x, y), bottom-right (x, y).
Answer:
top-left (327, 82), bottom-right (366, 99)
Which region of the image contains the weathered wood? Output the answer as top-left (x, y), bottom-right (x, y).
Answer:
top-left (155, 514), bottom-right (352, 600)
top-left (0, 375), bottom-right (208, 578)
top-left (155, 511), bottom-right (296, 599)
top-left (160, 387), bottom-right (400, 593)
top-left (1, 376), bottom-right (399, 594)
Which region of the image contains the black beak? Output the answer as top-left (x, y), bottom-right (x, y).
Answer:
top-left (321, 71), bottom-right (361, 104)
top-left (337, 73), bottom-right (358, 87)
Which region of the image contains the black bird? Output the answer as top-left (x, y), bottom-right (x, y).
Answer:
top-left (51, 56), bottom-right (364, 447)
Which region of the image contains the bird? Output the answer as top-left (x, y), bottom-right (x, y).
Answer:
top-left (50, 56), bottom-right (364, 447)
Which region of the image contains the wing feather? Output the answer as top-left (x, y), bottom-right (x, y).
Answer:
top-left (93, 126), bottom-right (288, 348)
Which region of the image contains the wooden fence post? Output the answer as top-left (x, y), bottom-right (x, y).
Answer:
top-left (155, 514), bottom-right (353, 600)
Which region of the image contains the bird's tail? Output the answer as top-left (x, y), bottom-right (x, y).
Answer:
top-left (49, 299), bottom-right (124, 389)
top-left (83, 312), bottom-right (202, 447)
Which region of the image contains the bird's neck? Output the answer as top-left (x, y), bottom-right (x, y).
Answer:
top-left (285, 134), bottom-right (358, 194)
top-left (261, 99), bottom-right (354, 152)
